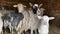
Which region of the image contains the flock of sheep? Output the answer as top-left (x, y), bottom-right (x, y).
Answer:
top-left (0, 3), bottom-right (55, 34)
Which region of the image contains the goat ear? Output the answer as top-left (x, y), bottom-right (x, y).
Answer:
top-left (37, 16), bottom-right (42, 19)
top-left (40, 8), bottom-right (46, 11)
top-left (49, 17), bottom-right (55, 20)
top-left (13, 5), bottom-right (18, 7)
top-left (13, 4), bottom-right (26, 8)
top-left (29, 3), bottom-right (33, 7)
top-left (39, 3), bottom-right (43, 8)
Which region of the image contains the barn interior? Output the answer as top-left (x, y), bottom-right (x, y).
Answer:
top-left (0, 0), bottom-right (60, 34)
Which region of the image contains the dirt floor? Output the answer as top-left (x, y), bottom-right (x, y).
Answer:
top-left (4, 24), bottom-right (60, 34)
top-left (49, 24), bottom-right (60, 34)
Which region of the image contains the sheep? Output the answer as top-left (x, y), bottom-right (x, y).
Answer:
top-left (38, 15), bottom-right (55, 34)
top-left (0, 13), bottom-right (3, 34)
top-left (13, 4), bottom-right (30, 34)
top-left (2, 7), bottom-right (24, 34)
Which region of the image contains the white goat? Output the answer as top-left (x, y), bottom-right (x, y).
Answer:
top-left (38, 15), bottom-right (55, 34)
top-left (0, 13), bottom-right (3, 34)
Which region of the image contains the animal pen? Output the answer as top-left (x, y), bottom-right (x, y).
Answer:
top-left (0, 0), bottom-right (60, 34)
